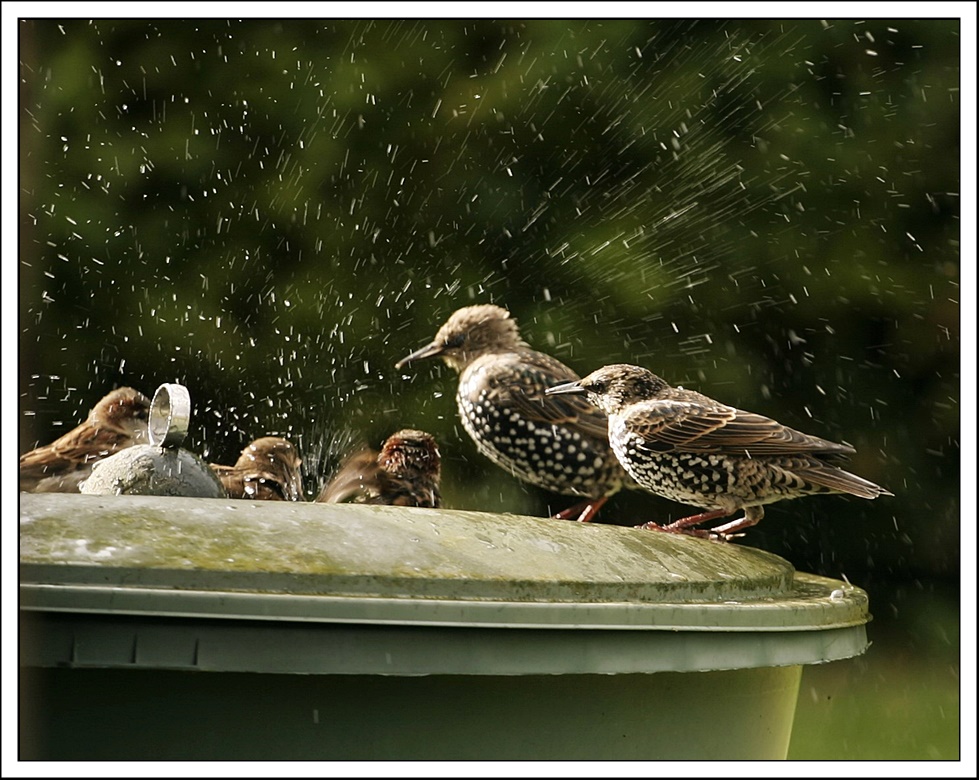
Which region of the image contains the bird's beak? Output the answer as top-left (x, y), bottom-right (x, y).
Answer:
top-left (545, 380), bottom-right (585, 396)
top-left (395, 341), bottom-right (444, 371)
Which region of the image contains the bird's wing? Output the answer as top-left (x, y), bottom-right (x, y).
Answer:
top-left (484, 352), bottom-right (612, 442)
top-left (624, 397), bottom-right (856, 457)
top-left (243, 476), bottom-right (289, 501)
top-left (219, 469), bottom-right (289, 500)
top-left (317, 448), bottom-right (380, 504)
top-left (19, 444), bottom-right (84, 490)
top-left (211, 461), bottom-right (289, 500)
top-left (367, 472), bottom-right (441, 508)
top-left (19, 445), bottom-right (79, 480)
top-left (210, 464), bottom-right (245, 498)
top-left (19, 426), bottom-right (127, 479)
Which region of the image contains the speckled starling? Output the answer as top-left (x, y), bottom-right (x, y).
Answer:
top-left (546, 363), bottom-right (892, 539)
top-left (395, 304), bottom-right (631, 522)
top-left (20, 387), bottom-right (151, 493)
top-left (316, 429), bottom-right (442, 508)
top-left (210, 436), bottom-right (305, 501)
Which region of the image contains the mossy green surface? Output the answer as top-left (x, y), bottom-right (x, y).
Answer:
top-left (21, 492), bottom-right (792, 600)
top-left (20, 492), bottom-right (869, 634)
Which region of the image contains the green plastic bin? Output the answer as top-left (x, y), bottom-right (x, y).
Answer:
top-left (19, 492), bottom-right (869, 760)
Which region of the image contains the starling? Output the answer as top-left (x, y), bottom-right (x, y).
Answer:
top-left (316, 429), bottom-right (442, 508)
top-left (19, 387), bottom-right (151, 493)
top-left (546, 363), bottom-right (892, 539)
top-left (395, 304), bottom-right (631, 522)
top-left (210, 436), bottom-right (305, 501)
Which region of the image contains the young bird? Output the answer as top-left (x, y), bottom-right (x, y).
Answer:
top-left (396, 304), bottom-right (631, 522)
top-left (210, 436), bottom-right (305, 501)
top-left (316, 429), bottom-right (442, 508)
top-left (19, 387), bottom-right (151, 493)
top-left (546, 363), bottom-right (892, 540)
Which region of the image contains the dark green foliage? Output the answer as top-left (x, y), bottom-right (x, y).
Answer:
top-left (19, 19), bottom-right (959, 584)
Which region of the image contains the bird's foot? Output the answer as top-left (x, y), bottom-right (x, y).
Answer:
top-left (660, 507), bottom-right (733, 531)
top-left (704, 509), bottom-right (762, 537)
top-left (634, 521), bottom-right (741, 543)
top-left (634, 508), bottom-right (736, 539)
top-left (553, 496), bottom-right (608, 523)
top-left (637, 506), bottom-right (762, 540)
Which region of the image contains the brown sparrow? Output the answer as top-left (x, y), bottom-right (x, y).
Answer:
top-left (316, 429), bottom-right (441, 508)
top-left (20, 387), bottom-right (151, 493)
top-left (210, 436), bottom-right (305, 501)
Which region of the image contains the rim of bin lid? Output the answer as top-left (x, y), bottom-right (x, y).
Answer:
top-left (19, 493), bottom-right (870, 633)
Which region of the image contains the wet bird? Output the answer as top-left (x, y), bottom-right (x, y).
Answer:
top-left (396, 304), bottom-right (631, 522)
top-left (210, 436), bottom-right (305, 501)
top-left (316, 429), bottom-right (442, 508)
top-left (19, 387), bottom-right (152, 493)
top-left (546, 363), bottom-right (892, 540)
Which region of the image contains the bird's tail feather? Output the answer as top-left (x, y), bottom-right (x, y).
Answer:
top-left (799, 465), bottom-right (892, 499)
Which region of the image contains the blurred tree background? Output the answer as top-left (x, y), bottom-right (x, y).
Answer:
top-left (18, 18), bottom-right (960, 758)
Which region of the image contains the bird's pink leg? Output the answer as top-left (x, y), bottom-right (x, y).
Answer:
top-left (553, 496), bottom-right (608, 523)
top-left (634, 507), bottom-right (732, 532)
top-left (662, 507), bottom-right (734, 531)
top-left (635, 506), bottom-right (762, 541)
top-left (704, 506), bottom-right (764, 536)
top-left (636, 523), bottom-right (723, 540)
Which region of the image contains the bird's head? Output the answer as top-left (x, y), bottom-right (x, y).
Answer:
top-left (395, 304), bottom-right (528, 373)
top-left (545, 364), bottom-right (670, 416)
top-left (379, 429), bottom-right (441, 480)
top-left (93, 387), bottom-right (152, 441)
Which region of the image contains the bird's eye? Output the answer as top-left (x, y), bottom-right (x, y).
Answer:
top-left (444, 333), bottom-right (465, 349)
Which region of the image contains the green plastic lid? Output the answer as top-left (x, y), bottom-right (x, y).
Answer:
top-left (19, 493), bottom-right (869, 675)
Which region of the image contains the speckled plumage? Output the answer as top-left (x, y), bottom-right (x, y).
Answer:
top-left (396, 304), bottom-right (631, 521)
top-left (19, 387), bottom-right (151, 493)
top-left (546, 363), bottom-right (892, 539)
top-left (210, 436), bottom-right (305, 501)
top-left (316, 429), bottom-right (442, 508)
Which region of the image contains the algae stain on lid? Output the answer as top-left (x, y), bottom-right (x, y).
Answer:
top-left (20, 492), bottom-right (868, 635)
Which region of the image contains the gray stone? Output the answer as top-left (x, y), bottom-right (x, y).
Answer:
top-left (79, 445), bottom-right (226, 498)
